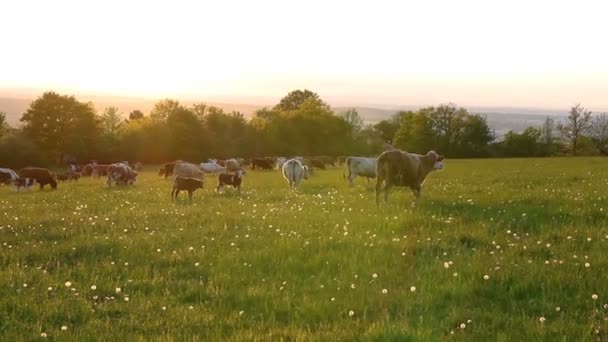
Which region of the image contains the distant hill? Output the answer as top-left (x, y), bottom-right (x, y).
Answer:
top-left (1, 94), bottom-right (565, 137)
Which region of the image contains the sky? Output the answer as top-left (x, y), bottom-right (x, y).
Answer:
top-left (1, 0), bottom-right (608, 109)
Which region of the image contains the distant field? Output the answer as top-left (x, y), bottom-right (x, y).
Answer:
top-left (1, 158), bottom-right (607, 340)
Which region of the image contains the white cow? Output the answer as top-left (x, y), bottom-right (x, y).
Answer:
top-left (344, 157), bottom-right (377, 186)
top-left (281, 159), bottom-right (309, 190)
top-left (200, 161), bottom-right (226, 174)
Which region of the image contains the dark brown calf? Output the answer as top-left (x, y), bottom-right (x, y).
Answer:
top-left (172, 177), bottom-right (203, 203)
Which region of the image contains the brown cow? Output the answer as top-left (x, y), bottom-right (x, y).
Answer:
top-left (18, 167), bottom-right (58, 190)
top-left (375, 150), bottom-right (444, 207)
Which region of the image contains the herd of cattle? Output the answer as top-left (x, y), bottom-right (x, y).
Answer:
top-left (0, 150), bottom-right (445, 206)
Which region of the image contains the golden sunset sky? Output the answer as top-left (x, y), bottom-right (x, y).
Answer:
top-left (2, 0), bottom-right (607, 109)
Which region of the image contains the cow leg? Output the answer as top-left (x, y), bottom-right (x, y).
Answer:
top-left (237, 185), bottom-right (241, 195)
top-left (188, 190), bottom-right (193, 204)
top-left (383, 183), bottom-right (392, 203)
top-left (375, 178), bottom-right (384, 205)
top-left (411, 186), bottom-right (422, 208)
top-left (39, 182), bottom-right (44, 190)
top-left (348, 173), bottom-right (355, 186)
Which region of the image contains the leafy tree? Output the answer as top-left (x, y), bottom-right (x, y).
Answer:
top-left (128, 109), bottom-right (144, 120)
top-left (100, 106), bottom-right (123, 136)
top-left (502, 127), bottom-right (542, 157)
top-left (150, 99), bottom-right (183, 122)
top-left (558, 104), bottom-right (592, 155)
top-left (541, 116), bottom-right (555, 145)
top-left (273, 89), bottom-right (321, 111)
top-left (340, 108), bottom-right (364, 133)
top-left (20, 91), bottom-right (100, 163)
top-left (166, 105), bottom-right (204, 161)
top-left (590, 113), bottom-right (608, 155)
top-left (0, 112), bottom-right (8, 139)
top-left (460, 114), bottom-right (493, 156)
top-left (394, 109), bottom-right (435, 153)
top-left (393, 105), bottom-right (492, 156)
top-left (191, 103), bottom-right (208, 121)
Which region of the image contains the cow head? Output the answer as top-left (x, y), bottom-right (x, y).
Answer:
top-left (236, 169), bottom-right (246, 178)
top-left (302, 166), bottom-right (310, 180)
top-left (427, 151), bottom-right (445, 170)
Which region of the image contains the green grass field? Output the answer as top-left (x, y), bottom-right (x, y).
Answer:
top-left (1, 158), bottom-right (608, 340)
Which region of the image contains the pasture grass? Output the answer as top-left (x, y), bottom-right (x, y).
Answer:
top-left (1, 157), bottom-right (608, 340)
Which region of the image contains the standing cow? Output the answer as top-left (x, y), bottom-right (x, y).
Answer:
top-left (281, 159), bottom-right (309, 190)
top-left (344, 157), bottom-right (377, 186)
top-left (375, 150), bottom-right (444, 207)
top-left (171, 177), bottom-right (203, 204)
top-left (216, 169), bottom-right (245, 194)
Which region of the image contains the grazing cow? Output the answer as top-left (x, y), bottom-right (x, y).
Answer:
top-left (375, 150), bottom-right (444, 207)
top-left (337, 156), bottom-right (347, 165)
top-left (225, 158), bottom-right (242, 173)
top-left (216, 170), bottom-right (245, 194)
top-left (250, 158), bottom-right (274, 170)
top-left (281, 159), bottom-right (309, 190)
top-left (18, 167), bottom-right (58, 190)
top-left (200, 161), bottom-right (226, 174)
top-left (171, 177), bottom-right (203, 204)
top-left (173, 162), bottom-right (204, 180)
top-left (275, 157), bottom-right (287, 170)
top-left (106, 163), bottom-right (138, 186)
top-left (344, 157), bottom-right (377, 186)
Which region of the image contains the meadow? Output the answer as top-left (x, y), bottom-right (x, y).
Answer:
top-left (1, 158), bottom-right (607, 341)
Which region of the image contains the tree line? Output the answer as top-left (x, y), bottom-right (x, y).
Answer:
top-left (0, 90), bottom-right (606, 168)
